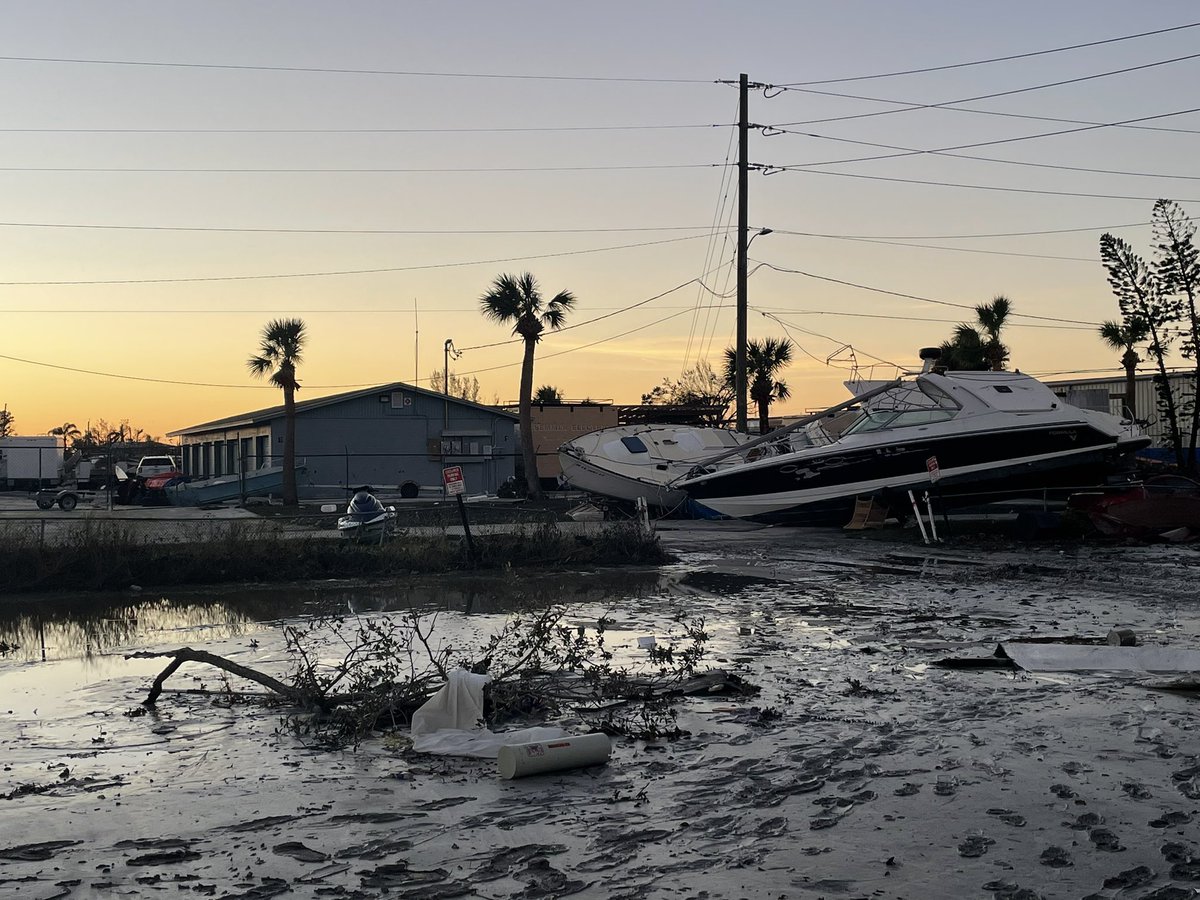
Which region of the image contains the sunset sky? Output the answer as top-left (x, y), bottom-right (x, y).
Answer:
top-left (2, 1), bottom-right (1199, 440)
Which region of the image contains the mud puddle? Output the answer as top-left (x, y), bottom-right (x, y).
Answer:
top-left (3, 530), bottom-right (1200, 898)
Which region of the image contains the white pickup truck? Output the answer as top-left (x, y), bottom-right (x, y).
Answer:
top-left (135, 456), bottom-right (179, 477)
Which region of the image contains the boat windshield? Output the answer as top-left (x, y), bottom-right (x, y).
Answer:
top-left (841, 408), bottom-right (958, 435)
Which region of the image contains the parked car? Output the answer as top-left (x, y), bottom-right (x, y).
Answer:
top-left (135, 456), bottom-right (179, 478)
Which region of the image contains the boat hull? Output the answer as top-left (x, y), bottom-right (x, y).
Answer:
top-left (165, 465), bottom-right (298, 506)
top-left (558, 424), bottom-right (748, 511)
top-left (681, 423), bottom-right (1147, 526)
top-left (558, 451), bottom-right (688, 509)
top-left (338, 516), bottom-right (391, 540)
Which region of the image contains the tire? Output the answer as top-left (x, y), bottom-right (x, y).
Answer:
top-left (58, 493), bottom-right (78, 512)
top-left (36, 496), bottom-right (54, 510)
top-left (399, 481), bottom-right (419, 499)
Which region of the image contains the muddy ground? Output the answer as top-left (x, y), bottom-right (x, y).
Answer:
top-left (2, 522), bottom-right (1199, 899)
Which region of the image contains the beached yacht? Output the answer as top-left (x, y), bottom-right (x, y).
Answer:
top-left (675, 357), bottom-right (1148, 526)
top-left (558, 424), bottom-right (750, 511)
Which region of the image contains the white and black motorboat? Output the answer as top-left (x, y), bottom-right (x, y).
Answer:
top-left (675, 352), bottom-right (1149, 526)
top-left (558, 424), bottom-right (750, 511)
top-left (338, 488), bottom-right (397, 541)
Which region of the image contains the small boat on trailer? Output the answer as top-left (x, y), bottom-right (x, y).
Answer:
top-left (338, 488), bottom-right (397, 541)
top-left (676, 350), bottom-right (1150, 526)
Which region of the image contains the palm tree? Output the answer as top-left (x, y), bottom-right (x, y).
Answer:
top-left (480, 273), bottom-right (576, 500)
top-left (247, 318), bottom-right (307, 506)
top-left (533, 385), bottom-right (563, 404)
top-left (48, 421), bottom-right (82, 481)
top-left (724, 337), bottom-right (794, 435)
top-left (938, 325), bottom-right (987, 370)
top-left (975, 295), bottom-right (1011, 371)
top-left (937, 295), bottom-right (1012, 371)
top-left (48, 421), bottom-right (81, 455)
top-left (1099, 318), bottom-right (1149, 418)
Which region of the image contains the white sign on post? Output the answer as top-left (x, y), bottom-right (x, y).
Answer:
top-left (926, 456), bottom-right (940, 483)
top-left (442, 465), bottom-right (465, 496)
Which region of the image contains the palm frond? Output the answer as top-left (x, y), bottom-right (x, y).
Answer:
top-left (248, 319), bottom-right (306, 383)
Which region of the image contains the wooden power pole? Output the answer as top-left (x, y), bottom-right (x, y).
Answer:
top-left (735, 73), bottom-right (749, 434)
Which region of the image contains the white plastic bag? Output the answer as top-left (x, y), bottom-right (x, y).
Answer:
top-left (410, 669), bottom-right (489, 736)
top-left (410, 669), bottom-right (566, 758)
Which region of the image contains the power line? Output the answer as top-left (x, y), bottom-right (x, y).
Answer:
top-left (1028, 366), bottom-right (1126, 378)
top-left (0, 304), bottom-right (708, 314)
top-left (0, 55), bottom-right (711, 84)
top-left (915, 151), bottom-right (1200, 182)
top-left (755, 261), bottom-right (1101, 326)
top-left (775, 97), bottom-right (1200, 136)
top-left (458, 273), bottom-right (730, 352)
top-left (0, 277), bottom-right (714, 388)
top-left (774, 21), bottom-right (1200, 86)
top-left (0, 162), bottom-right (723, 174)
top-left (758, 310), bottom-right (902, 369)
top-left (458, 308), bottom-right (698, 378)
top-left (0, 234), bottom-right (716, 286)
top-left (758, 307), bottom-right (1095, 330)
top-left (766, 104), bottom-right (1200, 170)
top-left (772, 223), bottom-right (1148, 240)
top-left (763, 126), bottom-right (1200, 181)
top-left (0, 220), bottom-right (724, 236)
top-left (762, 236), bottom-right (1095, 263)
top-left (776, 166), bottom-right (1200, 204)
top-left (686, 96), bottom-right (742, 371)
top-left (771, 53), bottom-right (1200, 129)
top-left (0, 351), bottom-right (278, 389)
top-left (0, 123), bottom-right (722, 134)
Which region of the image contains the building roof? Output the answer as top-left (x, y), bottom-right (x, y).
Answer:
top-left (168, 381), bottom-right (517, 437)
top-left (1042, 370), bottom-right (1193, 388)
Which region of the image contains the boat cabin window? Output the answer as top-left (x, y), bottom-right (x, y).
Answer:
top-left (620, 436), bottom-right (649, 454)
top-left (842, 408), bottom-right (958, 435)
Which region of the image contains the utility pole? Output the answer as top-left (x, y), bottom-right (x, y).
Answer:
top-left (443, 339), bottom-right (459, 431)
top-left (735, 72), bottom-right (750, 434)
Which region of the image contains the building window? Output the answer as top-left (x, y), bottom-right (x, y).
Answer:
top-left (440, 434), bottom-right (492, 458)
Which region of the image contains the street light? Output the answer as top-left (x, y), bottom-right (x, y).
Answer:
top-left (443, 339), bottom-right (461, 430)
top-left (736, 227), bottom-right (774, 433)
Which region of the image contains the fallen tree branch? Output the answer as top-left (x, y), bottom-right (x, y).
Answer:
top-left (127, 647), bottom-right (310, 708)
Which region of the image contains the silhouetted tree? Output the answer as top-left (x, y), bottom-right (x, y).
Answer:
top-left (939, 296), bottom-right (1012, 371)
top-left (724, 338), bottom-right (793, 435)
top-left (533, 385), bottom-right (563, 404)
top-left (248, 318), bottom-right (307, 505)
top-left (480, 273), bottom-right (575, 499)
top-left (1152, 199), bottom-right (1200, 465)
top-left (48, 422), bottom-right (81, 454)
top-left (429, 370), bottom-right (482, 403)
top-left (1100, 232), bottom-right (1184, 467)
top-left (1098, 318), bottom-right (1149, 418)
top-left (641, 360), bottom-right (733, 426)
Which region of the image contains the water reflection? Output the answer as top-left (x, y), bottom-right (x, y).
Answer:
top-left (0, 568), bottom-right (667, 663)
